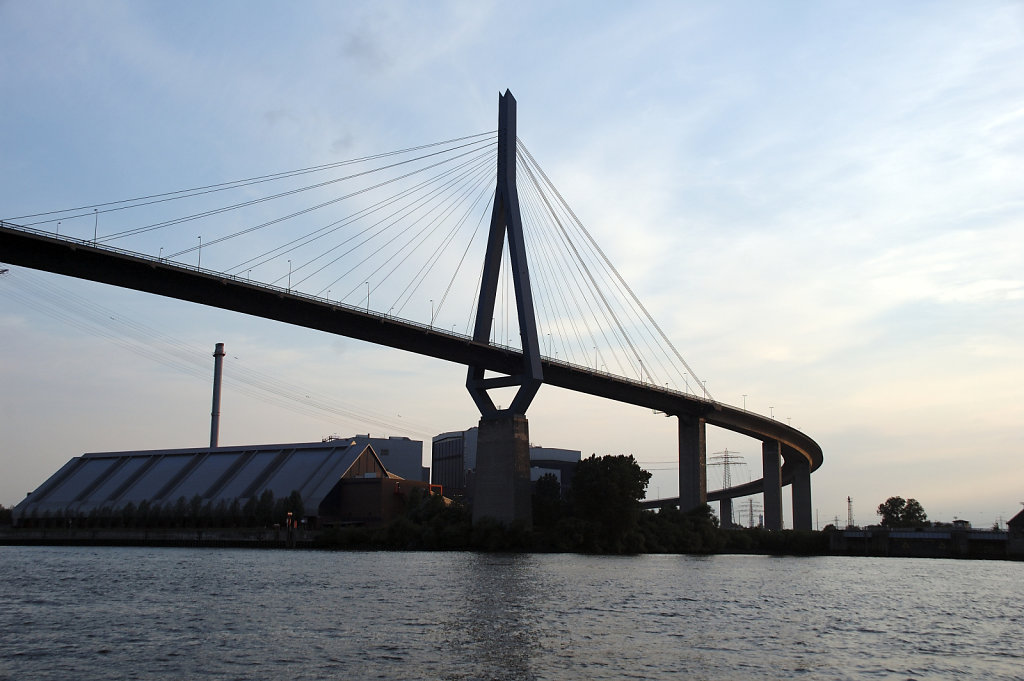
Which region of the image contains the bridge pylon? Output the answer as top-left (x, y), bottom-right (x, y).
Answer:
top-left (466, 90), bottom-right (542, 527)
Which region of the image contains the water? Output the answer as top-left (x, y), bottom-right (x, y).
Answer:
top-left (1, 548), bottom-right (1021, 680)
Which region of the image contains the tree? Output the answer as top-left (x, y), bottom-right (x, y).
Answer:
top-left (137, 500), bottom-right (152, 527)
top-left (119, 502), bottom-right (137, 528)
top-left (532, 473), bottom-right (564, 528)
top-left (877, 496), bottom-right (906, 526)
top-left (173, 496), bottom-right (188, 527)
top-left (571, 454), bottom-right (652, 551)
top-left (189, 494), bottom-right (204, 526)
top-left (877, 496), bottom-right (928, 527)
top-left (242, 496), bottom-right (258, 526)
top-left (255, 489), bottom-right (275, 526)
top-left (283, 490), bottom-right (304, 520)
top-left (902, 498), bottom-right (927, 526)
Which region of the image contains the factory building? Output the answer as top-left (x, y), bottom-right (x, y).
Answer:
top-left (431, 427), bottom-right (580, 500)
top-left (12, 343), bottom-right (438, 530)
top-left (13, 438), bottom-right (431, 528)
top-left (527, 446), bottom-right (580, 498)
top-left (432, 428), bottom-right (479, 499)
top-left (342, 434), bottom-right (428, 482)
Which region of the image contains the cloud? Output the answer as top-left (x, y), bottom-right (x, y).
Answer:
top-left (341, 31), bottom-right (393, 73)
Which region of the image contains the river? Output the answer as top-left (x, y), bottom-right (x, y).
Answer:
top-left (1, 547), bottom-right (1021, 680)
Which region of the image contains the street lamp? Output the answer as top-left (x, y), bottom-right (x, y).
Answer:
top-left (365, 282), bottom-right (370, 312)
top-left (430, 300), bottom-right (434, 327)
top-left (770, 406), bottom-right (775, 419)
top-left (287, 259), bottom-right (292, 291)
top-left (93, 209), bottom-right (98, 244)
top-left (197, 236), bottom-right (202, 269)
top-left (742, 394), bottom-right (747, 410)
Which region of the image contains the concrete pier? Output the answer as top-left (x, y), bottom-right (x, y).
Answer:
top-left (678, 415), bottom-right (707, 512)
top-left (762, 439), bottom-right (782, 530)
top-left (720, 497), bottom-right (734, 528)
top-left (791, 456), bottom-right (812, 530)
top-left (472, 413), bottom-right (533, 526)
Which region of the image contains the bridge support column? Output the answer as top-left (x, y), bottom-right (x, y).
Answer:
top-left (791, 456), bottom-right (812, 530)
top-left (762, 439), bottom-right (783, 530)
top-left (719, 497), bottom-right (734, 529)
top-left (465, 91), bottom-right (542, 528)
top-left (678, 415), bottom-right (706, 513)
top-left (472, 413), bottom-right (533, 526)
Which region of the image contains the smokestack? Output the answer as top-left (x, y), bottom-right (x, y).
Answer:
top-left (210, 342), bottom-right (225, 448)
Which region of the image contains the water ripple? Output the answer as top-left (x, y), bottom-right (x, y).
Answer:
top-left (0, 548), bottom-right (1022, 680)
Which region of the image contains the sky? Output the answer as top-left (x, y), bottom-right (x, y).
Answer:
top-left (1, 1), bottom-right (1022, 528)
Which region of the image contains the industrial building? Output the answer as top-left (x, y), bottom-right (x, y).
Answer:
top-left (327, 434), bottom-right (428, 482)
top-left (13, 438), bottom-right (430, 528)
top-left (432, 428), bottom-right (479, 499)
top-left (431, 427), bottom-right (581, 500)
top-left (10, 340), bottom-right (436, 530)
top-left (528, 445), bottom-right (581, 497)
top-left (1009, 508), bottom-right (1024, 557)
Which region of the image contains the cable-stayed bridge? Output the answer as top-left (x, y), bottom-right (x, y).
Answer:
top-left (0, 91), bottom-right (821, 529)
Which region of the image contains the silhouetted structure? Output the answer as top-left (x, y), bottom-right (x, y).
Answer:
top-left (431, 427), bottom-right (580, 503)
top-left (12, 439), bottom-right (429, 528)
top-left (330, 434), bottom-right (427, 482)
top-left (1009, 508), bottom-right (1024, 557)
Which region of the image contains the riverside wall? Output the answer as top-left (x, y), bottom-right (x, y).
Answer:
top-left (830, 527), bottom-right (1017, 560)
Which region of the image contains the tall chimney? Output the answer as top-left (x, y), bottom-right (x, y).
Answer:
top-left (210, 342), bottom-right (225, 448)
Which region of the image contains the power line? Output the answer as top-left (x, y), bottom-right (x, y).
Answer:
top-left (0, 268), bottom-right (439, 439)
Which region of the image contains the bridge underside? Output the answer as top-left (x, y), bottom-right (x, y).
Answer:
top-left (643, 429), bottom-right (813, 531)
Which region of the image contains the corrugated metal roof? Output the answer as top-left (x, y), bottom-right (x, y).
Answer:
top-left (14, 440), bottom-right (385, 518)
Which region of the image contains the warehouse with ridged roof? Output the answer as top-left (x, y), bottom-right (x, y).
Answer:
top-left (13, 438), bottom-right (430, 528)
